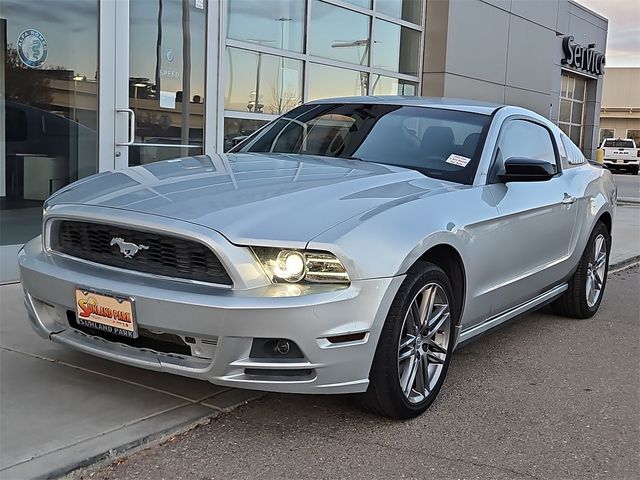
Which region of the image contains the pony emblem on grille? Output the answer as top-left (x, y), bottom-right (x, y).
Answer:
top-left (110, 237), bottom-right (149, 258)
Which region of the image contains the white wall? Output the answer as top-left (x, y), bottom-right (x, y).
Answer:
top-left (601, 68), bottom-right (640, 109)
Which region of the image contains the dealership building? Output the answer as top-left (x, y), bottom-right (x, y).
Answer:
top-left (599, 67), bottom-right (640, 146)
top-left (1, 0), bottom-right (609, 281)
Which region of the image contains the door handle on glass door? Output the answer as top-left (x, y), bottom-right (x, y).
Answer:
top-left (116, 108), bottom-right (136, 146)
top-left (562, 193), bottom-right (577, 204)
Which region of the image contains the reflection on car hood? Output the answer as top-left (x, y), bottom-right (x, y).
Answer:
top-left (48, 153), bottom-right (461, 245)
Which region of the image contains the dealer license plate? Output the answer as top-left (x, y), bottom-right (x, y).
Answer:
top-left (75, 288), bottom-right (138, 338)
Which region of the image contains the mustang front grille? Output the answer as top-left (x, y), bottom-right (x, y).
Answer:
top-left (50, 220), bottom-right (233, 285)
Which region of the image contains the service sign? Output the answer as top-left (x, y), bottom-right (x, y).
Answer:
top-left (75, 289), bottom-right (137, 338)
top-left (562, 35), bottom-right (605, 76)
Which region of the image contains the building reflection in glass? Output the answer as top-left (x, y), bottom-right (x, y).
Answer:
top-left (1, 0), bottom-right (98, 246)
top-left (128, 0), bottom-right (207, 165)
top-left (227, 0), bottom-right (305, 53)
top-left (225, 47), bottom-right (303, 115)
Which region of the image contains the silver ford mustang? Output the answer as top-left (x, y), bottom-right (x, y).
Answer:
top-left (19, 97), bottom-right (616, 419)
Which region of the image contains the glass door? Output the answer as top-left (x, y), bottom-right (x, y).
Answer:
top-left (115, 0), bottom-right (211, 167)
top-left (1, 0), bottom-right (100, 282)
top-left (1, 0), bottom-right (219, 282)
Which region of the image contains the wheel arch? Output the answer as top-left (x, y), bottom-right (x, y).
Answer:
top-left (412, 244), bottom-right (466, 328)
top-left (597, 210), bottom-right (612, 234)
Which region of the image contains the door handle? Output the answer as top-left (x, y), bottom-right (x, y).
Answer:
top-left (562, 193), bottom-right (577, 204)
top-left (116, 108), bottom-right (136, 146)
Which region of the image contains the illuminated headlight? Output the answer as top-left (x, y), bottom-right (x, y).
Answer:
top-left (252, 247), bottom-right (350, 284)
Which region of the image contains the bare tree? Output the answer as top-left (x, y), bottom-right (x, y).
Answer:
top-left (266, 86), bottom-right (300, 115)
top-left (5, 45), bottom-right (51, 106)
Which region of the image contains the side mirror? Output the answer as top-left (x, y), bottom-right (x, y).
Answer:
top-left (498, 157), bottom-right (557, 182)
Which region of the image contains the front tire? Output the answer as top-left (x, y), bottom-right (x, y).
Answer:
top-left (552, 221), bottom-right (610, 318)
top-left (357, 262), bottom-right (456, 419)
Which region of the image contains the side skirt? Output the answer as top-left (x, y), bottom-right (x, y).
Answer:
top-left (456, 283), bottom-right (568, 346)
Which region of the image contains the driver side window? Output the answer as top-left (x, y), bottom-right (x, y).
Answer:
top-left (491, 119), bottom-right (558, 181)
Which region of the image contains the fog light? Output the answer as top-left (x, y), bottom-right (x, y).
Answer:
top-left (275, 339), bottom-right (290, 355)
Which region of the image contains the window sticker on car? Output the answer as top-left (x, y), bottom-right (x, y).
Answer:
top-left (445, 154), bottom-right (471, 167)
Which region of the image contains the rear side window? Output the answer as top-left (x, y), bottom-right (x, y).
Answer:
top-left (561, 133), bottom-right (586, 166)
top-left (491, 119), bottom-right (558, 180)
top-left (603, 139), bottom-right (635, 148)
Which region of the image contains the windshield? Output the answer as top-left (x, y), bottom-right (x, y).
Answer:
top-left (603, 139), bottom-right (635, 148)
top-left (233, 103), bottom-right (492, 185)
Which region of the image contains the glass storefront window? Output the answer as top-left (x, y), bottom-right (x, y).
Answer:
top-left (371, 75), bottom-right (417, 95)
top-left (559, 72), bottom-right (587, 148)
top-left (376, 0), bottom-right (423, 25)
top-left (223, 117), bottom-right (269, 152)
top-left (599, 129), bottom-right (615, 145)
top-left (2, 0), bottom-right (98, 247)
top-left (571, 102), bottom-right (583, 124)
top-left (559, 99), bottom-right (571, 123)
top-left (128, 0), bottom-right (206, 166)
top-left (227, 0), bottom-right (305, 53)
top-left (372, 19), bottom-right (420, 76)
top-left (308, 0), bottom-right (371, 66)
top-left (225, 47), bottom-right (303, 115)
top-left (342, 0), bottom-right (372, 9)
top-left (573, 77), bottom-right (585, 101)
top-left (307, 63), bottom-right (368, 101)
top-left (627, 129), bottom-right (640, 145)
top-left (569, 126), bottom-right (582, 146)
top-left (560, 74), bottom-right (569, 98)
top-left (222, 0), bottom-right (424, 158)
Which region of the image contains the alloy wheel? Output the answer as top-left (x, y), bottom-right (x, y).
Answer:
top-left (586, 233), bottom-right (607, 308)
top-left (398, 283), bottom-right (451, 404)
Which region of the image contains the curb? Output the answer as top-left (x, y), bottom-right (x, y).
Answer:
top-left (62, 391), bottom-right (265, 480)
top-left (610, 255), bottom-right (640, 273)
top-left (57, 414), bottom-right (215, 480)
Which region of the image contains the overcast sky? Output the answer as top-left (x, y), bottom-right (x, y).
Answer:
top-left (578, 0), bottom-right (640, 67)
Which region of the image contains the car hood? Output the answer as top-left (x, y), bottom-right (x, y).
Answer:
top-left (48, 153), bottom-right (460, 245)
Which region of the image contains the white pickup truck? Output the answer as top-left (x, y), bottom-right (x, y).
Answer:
top-left (601, 138), bottom-right (639, 175)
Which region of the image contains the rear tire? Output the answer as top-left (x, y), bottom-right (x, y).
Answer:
top-left (631, 165), bottom-right (639, 175)
top-left (552, 221), bottom-right (610, 318)
top-left (356, 262), bottom-right (456, 419)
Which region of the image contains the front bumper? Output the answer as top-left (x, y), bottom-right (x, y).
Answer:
top-left (19, 237), bottom-right (403, 394)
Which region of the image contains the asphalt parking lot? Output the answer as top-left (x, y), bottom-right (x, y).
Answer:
top-left (74, 266), bottom-right (640, 480)
top-left (1, 173), bottom-right (637, 480)
top-left (611, 172), bottom-right (640, 201)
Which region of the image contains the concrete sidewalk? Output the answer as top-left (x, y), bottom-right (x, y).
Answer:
top-left (0, 285), bottom-right (261, 480)
top-left (0, 206), bottom-right (638, 480)
top-left (611, 205), bottom-right (640, 268)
